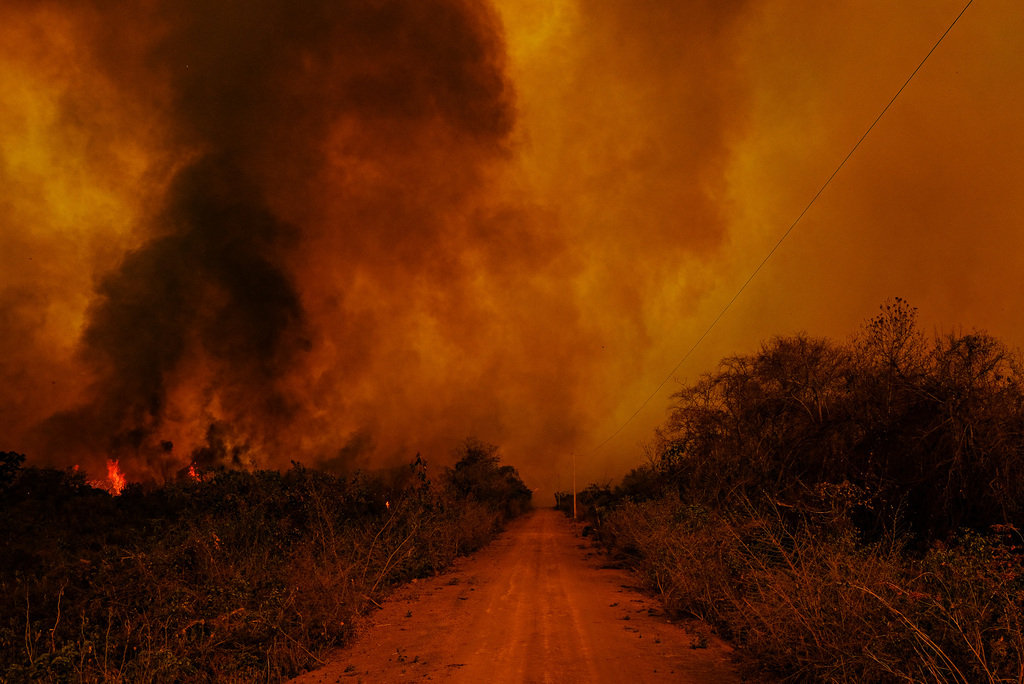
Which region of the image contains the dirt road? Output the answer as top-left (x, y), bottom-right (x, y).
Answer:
top-left (287, 508), bottom-right (741, 683)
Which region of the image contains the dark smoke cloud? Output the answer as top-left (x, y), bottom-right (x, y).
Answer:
top-left (9, 0), bottom-right (516, 480)
top-left (41, 155), bottom-right (310, 473)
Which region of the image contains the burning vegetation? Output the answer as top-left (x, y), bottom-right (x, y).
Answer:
top-left (0, 440), bottom-right (529, 683)
top-left (94, 459), bottom-right (127, 495)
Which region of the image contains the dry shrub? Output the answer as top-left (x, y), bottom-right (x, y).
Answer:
top-left (603, 496), bottom-right (1024, 683)
top-left (593, 301), bottom-right (1024, 681)
top-left (1, 449), bottom-right (530, 683)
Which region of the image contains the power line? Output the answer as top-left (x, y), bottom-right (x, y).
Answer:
top-left (575, 0), bottom-right (974, 460)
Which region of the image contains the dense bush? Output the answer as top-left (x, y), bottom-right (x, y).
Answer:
top-left (588, 300), bottom-right (1024, 682)
top-left (0, 441), bottom-right (530, 683)
top-left (0, 451), bottom-right (25, 495)
top-left (444, 439), bottom-right (533, 520)
top-left (646, 298), bottom-right (1024, 541)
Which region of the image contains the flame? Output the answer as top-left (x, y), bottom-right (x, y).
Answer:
top-left (82, 459), bottom-right (128, 494)
top-left (106, 459), bottom-right (127, 495)
top-left (187, 464), bottom-right (202, 482)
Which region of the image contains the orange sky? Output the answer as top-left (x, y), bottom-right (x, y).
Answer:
top-left (1, 0), bottom-right (1021, 494)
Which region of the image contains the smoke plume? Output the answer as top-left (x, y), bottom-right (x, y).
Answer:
top-left (2, 0), bottom-right (1022, 490)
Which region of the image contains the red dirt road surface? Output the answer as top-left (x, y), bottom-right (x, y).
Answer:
top-left (287, 508), bottom-right (742, 683)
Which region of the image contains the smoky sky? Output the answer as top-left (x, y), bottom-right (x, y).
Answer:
top-left (4, 0), bottom-right (518, 480)
top-left (2, 0), bottom-right (1022, 490)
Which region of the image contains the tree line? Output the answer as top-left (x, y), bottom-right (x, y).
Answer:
top-left (568, 300), bottom-right (1024, 682)
top-left (625, 298), bottom-right (1024, 542)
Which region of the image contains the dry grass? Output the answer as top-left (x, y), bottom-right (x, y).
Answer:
top-left (588, 302), bottom-right (1024, 682)
top-left (601, 495), bottom-right (1024, 683)
top-left (0, 452), bottom-right (529, 683)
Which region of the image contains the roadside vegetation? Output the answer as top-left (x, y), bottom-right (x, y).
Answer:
top-left (567, 299), bottom-right (1024, 683)
top-left (0, 438), bottom-right (530, 683)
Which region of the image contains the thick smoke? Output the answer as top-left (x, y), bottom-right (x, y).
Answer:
top-left (41, 156), bottom-right (311, 475)
top-left (5, 0), bottom-right (518, 481)
top-left (2, 0), bottom-right (1022, 490)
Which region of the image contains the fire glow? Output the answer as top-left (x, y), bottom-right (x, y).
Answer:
top-left (106, 459), bottom-right (127, 495)
top-left (83, 459), bottom-right (128, 495)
